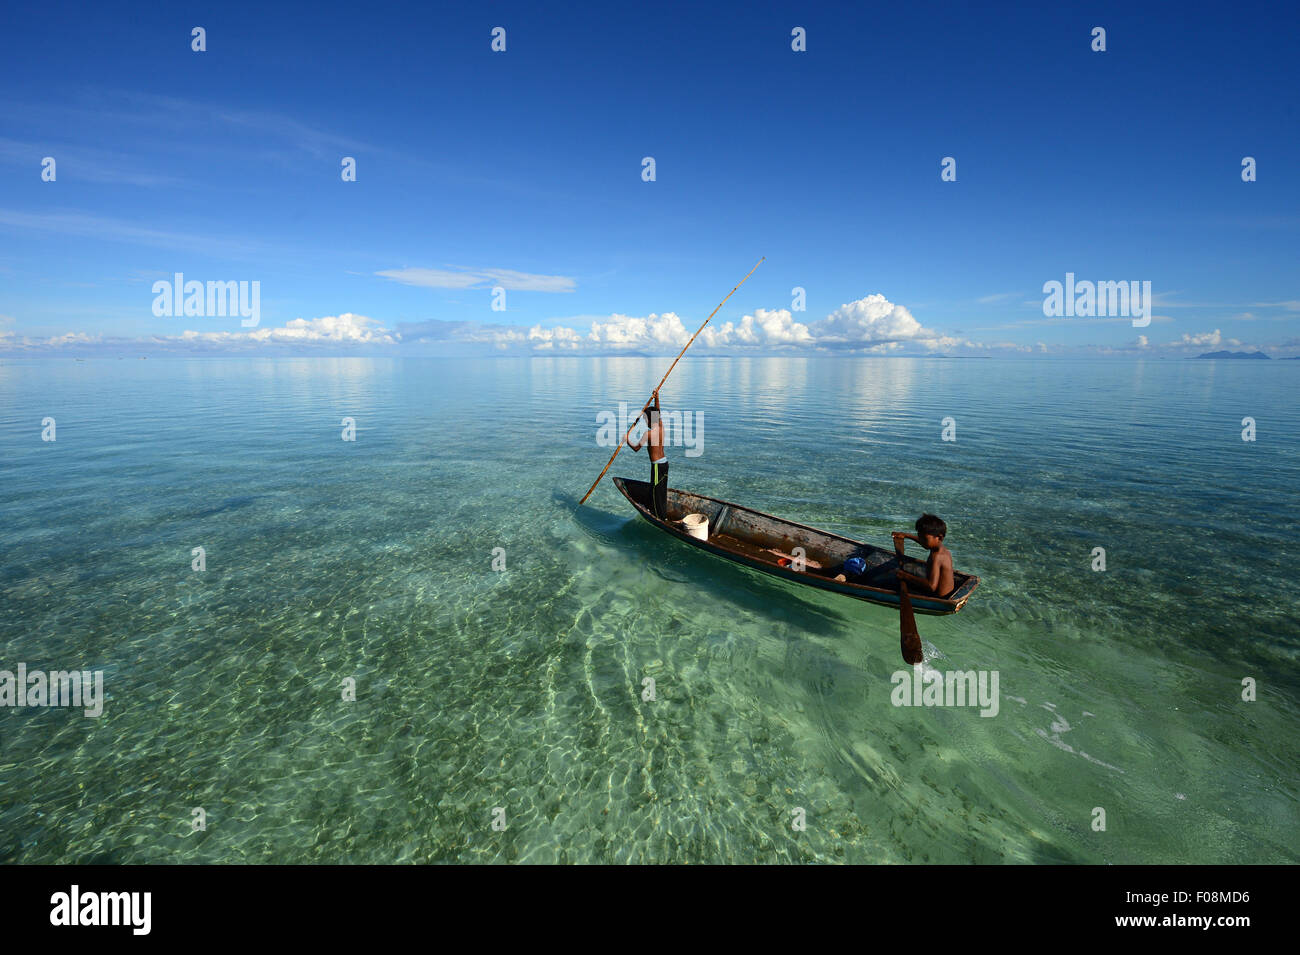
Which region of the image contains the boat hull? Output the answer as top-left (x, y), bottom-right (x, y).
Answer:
top-left (612, 477), bottom-right (979, 616)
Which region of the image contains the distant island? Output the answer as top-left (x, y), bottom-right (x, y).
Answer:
top-left (1195, 351), bottom-right (1270, 360)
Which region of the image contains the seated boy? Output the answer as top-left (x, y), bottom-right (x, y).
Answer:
top-left (891, 513), bottom-right (955, 598)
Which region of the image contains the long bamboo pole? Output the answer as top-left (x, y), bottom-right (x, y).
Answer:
top-left (578, 256), bottom-right (764, 505)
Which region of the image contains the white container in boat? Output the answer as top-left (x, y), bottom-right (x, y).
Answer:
top-left (682, 513), bottom-right (709, 540)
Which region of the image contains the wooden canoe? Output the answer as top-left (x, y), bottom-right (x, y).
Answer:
top-left (612, 477), bottom-right (979, 616)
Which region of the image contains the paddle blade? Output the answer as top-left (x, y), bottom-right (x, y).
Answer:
top-left (898, 581), bottom-right (923, 665)
top-left (894, 544), bottom-right (923, 665)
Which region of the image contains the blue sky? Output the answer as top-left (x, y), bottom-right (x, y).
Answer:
top-left (1, 0), bottom-right (1297, 356)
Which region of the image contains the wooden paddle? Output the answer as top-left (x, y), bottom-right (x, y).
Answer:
top-left (895, 540), bottom-right (924, 665)
top-left (578, 257), bottom-right (765, 505)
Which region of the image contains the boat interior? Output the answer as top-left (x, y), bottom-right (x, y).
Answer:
top-left (621, 479), bottom-right (926, 588)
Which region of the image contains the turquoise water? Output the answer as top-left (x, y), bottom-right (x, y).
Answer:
top-left (1, 356), bottom-right (1297, 863)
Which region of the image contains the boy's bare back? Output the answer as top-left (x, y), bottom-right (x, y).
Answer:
top-left (925, 545), bottom-right (955, 599)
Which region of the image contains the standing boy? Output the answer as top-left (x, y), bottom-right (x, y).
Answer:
top-left (626, 390), bottom-right (669, 519)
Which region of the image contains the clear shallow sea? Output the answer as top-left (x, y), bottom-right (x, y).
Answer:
top-left (0, 356), bottom-right (1296, 863)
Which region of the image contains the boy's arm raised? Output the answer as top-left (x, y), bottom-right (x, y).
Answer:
top-left (892, 533), bottom-right (922, 585)
top-left (626, 409), bottom-right (646, 451)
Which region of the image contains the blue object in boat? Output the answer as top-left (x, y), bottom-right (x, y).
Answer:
top-left (844, 556), bottom-right (867, 577)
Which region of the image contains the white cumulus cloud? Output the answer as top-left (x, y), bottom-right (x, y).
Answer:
top-left (1178, 329), bottom-right (1222, 347)
top-left (810, 294), bottom-right (930, 343)
top-left (178, 313), bottom-right (396, 345)
top-left (477, 295), bottom-right (981, 354)
top-left (701, 308), bottom-right (814, 347)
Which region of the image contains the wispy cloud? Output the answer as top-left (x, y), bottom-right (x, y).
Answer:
top-left (85, 90), bottom-right (371, 159)
top-left (968, 314), bottom-right (1174, 331)
top-left (1145, 295), bottom-right (1300, 311)
top-left (212, 107), bottom-right (369, 159)
top-left (1, 90), bottom-right (373, 176)
top-left (976, 291), bottom-right (1024, 304)
top-left (0, 208), bottom-right (274, 258)
top-left (375, 266), bottom-right (577, 292)
top-left (0, 137), bottom-right (191, 187)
